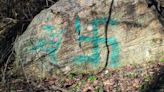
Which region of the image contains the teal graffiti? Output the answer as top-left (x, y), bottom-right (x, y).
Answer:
top-left (29, 24), bottom-right (65, 64)
top-left (41, 24), bottom-right (55, 32)
top-left (28, 16), bottom-right (119, 67)
top-left (74, 16), bottom-right (119, 67)
top-left (74, 16), bottom-right (81, 34)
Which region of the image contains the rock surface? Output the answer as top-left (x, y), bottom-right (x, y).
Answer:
top-left (14, 0), bottom-right (164, 78)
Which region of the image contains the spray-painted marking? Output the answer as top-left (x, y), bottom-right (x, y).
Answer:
top-left (41, 24), bottom-right (55, 32)
top-left (74, 16), bottom-right (119, 67)
top-left (29, 24), bottom-right (65, 64)
top-left (28, 16), bottom-right (119, 67)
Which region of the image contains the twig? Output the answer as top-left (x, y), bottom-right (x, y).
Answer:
top-left (48, 0), bottom-right (56, 4)
top-left (27, 7), bottom-right (33, 19)
top-left (22, 10), bottom-right (29, 19)
top-left (2, 51), bottom-right (13, 84)
top-left (46, 0), bottom-right (49, 7)
top-left (51, 85), bottom-right (68, 92)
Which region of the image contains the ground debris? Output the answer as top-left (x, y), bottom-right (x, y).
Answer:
top-left (0, 62), bottom-right (163, 92)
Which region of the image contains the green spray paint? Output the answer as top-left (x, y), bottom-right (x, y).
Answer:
top-left (74, 16), bottom-right (119, 67)
top-left (28, 16), bottom-right (119, 67)
top-left (41, 24), bottom-right (55, 32)
top-left (29, 24), bottom-right (65, 64)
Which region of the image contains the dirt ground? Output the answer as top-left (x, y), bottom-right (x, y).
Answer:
top-left (0, 61), bottom-right (164, 92)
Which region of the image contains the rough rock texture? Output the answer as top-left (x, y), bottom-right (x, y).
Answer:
top-left (14, 0), bottom-right (164, 78)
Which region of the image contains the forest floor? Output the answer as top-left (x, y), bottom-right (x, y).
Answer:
top-left (0, 61), bottom-right (164, 92)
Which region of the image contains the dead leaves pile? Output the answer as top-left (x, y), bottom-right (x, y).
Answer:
top-left (0, 62), bottom-right (163, 92)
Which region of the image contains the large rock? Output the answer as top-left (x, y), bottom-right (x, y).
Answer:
top-left (14, 0), bottom-right (164, 78)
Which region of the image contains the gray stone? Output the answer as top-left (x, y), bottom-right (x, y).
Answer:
top-left (14, 0), bottom-right (164, 78)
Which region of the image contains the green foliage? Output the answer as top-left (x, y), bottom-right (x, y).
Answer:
top-left (87, 75), bottom-right (97, 81)
top-left (67, 73), bottom-right (77, 79)
top-left (125, 72), bottom-right (138, 78)
top-left (139, 84), bottom-right (146, 92)
top-left (144, 76), bottom-right (152, 82)
top-left (139, 76), bottom-right (152, 92)
top-left (160, 58), bottom-right (164, 62)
